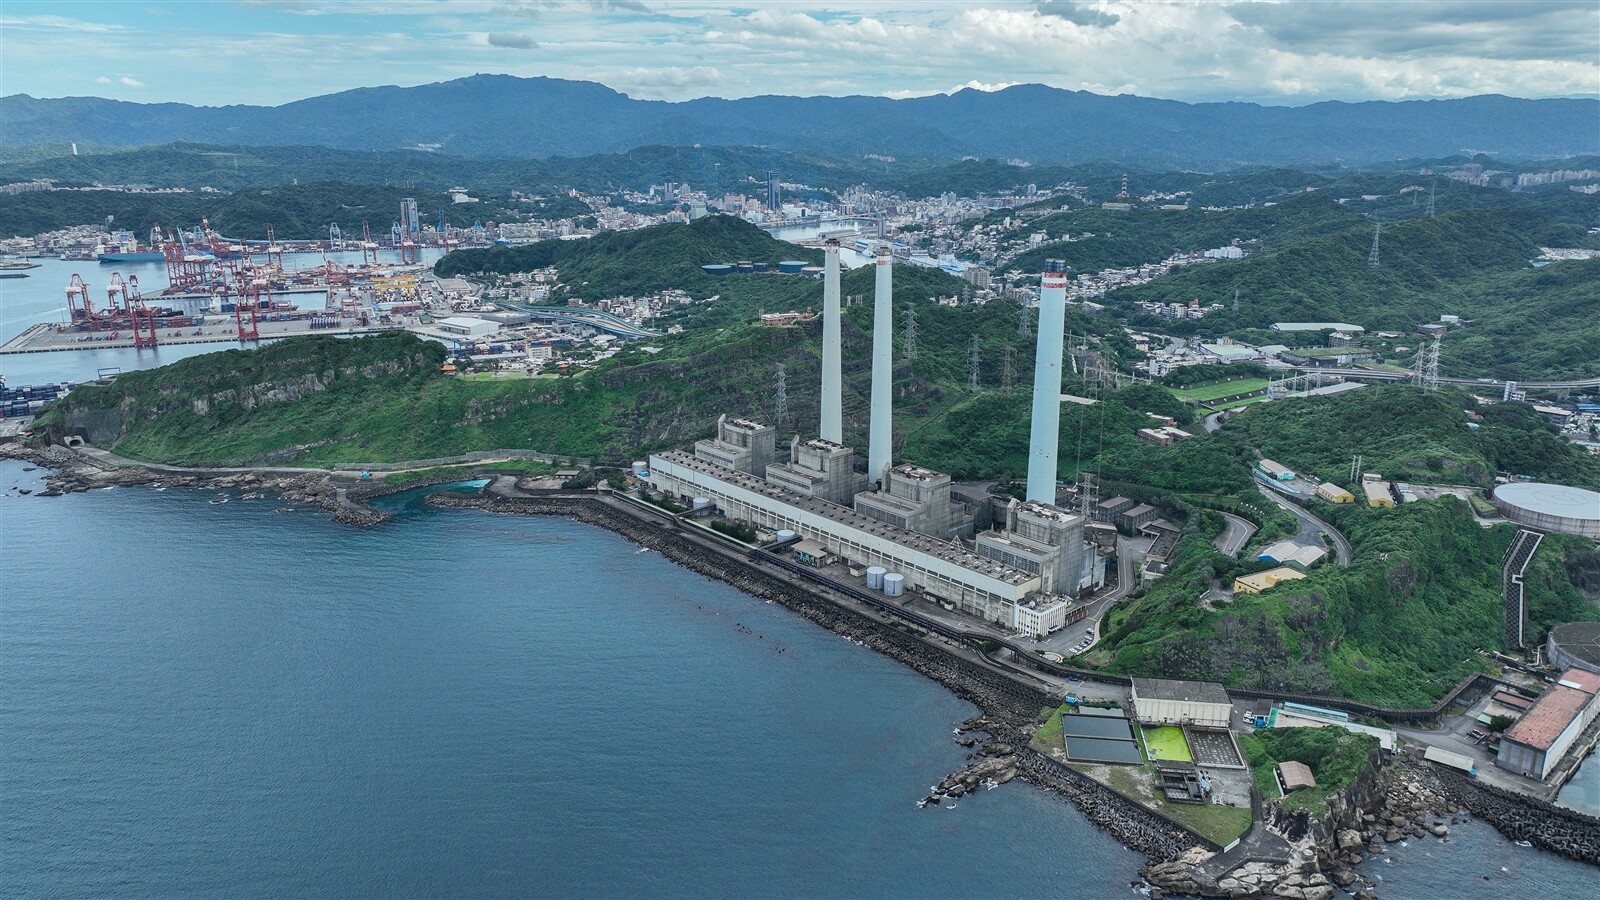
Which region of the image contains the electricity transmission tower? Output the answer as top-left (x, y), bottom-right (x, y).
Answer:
top-left (1017, 300), bottom-right (1031, 337)
top-left (903, 304), bottom-right (918, 359)
top-left (774, 364), bottom-right (788, 426)
top-left (1425, 180), bottom-right (1437, 217)
top-left (1001, 344), bottom-right (1014, 392)
top-left (1412, 338), bottom-right (1442, 391)
top-left (968, 334), bottom-right (982, 392)
top-left (1367, 223), bottom-right (1381, 268)
top-left (1232, 288), bottom-right (1240, 314)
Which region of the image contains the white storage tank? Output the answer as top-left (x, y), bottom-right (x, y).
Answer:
top-left (883, 573), bottom-right (905, 597)
top-left (775, 529), bottom-right (797, 543)
top-left (866, 566), bottom-right (887, 589)
top-left (691, 497), bottom-right (713, 512)
top-left (631, 460), bottom-right (648, 477)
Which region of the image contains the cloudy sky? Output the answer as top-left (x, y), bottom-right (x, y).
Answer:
top-left (3, 1), bottom-right (1596, 107)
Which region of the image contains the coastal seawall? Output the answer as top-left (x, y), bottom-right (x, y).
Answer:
top-left (424, 489), bottom-right (1208, 862)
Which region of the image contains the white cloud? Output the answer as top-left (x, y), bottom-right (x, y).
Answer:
top-left (486, 32), bottom-right (539, 49)
top-left (119, 76), bottom-right (146, 88)
top-left (1, 1), bottom-right (1594, 106)
top-left (96, 76), bottom-right (113, 85)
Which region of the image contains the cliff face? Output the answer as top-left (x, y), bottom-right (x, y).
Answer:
top-left (35, 333), bottom-right (445, 456)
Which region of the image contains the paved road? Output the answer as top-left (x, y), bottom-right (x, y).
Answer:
top-left (1213, 512), bottom-right (1257, 558)
top-left (1256, 484), bottom-right (1353, 565)
top-left (1203, 410), bottom-right (1228, 433)
top-left (1041, 537), bottom-right (1139, 655)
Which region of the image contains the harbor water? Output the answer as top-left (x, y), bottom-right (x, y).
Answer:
top-left (2, 463), bottom-right (1596, 897)
top-left (0, 249), bottom-right (444, 386)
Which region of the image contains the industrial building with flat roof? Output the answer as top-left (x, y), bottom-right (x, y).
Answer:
top-left (647, 450), bottom-right (1077, 636)
top-left (1131, 678), bottom-right (1233, 729)
top-left (1496, 669), bottom-right (1600, 780)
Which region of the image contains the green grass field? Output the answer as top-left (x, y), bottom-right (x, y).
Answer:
top-left (1209, 396), bottom-right (1270, 411)
top-left (1171, 378), bottom-right (1271, 403)
top-left (1141, 725), bottom-right (1194, 762)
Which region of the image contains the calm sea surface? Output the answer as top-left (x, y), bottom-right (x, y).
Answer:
top-left (3, 464), bottom-right (1595, 898)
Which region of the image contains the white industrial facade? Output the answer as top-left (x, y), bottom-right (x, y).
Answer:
top-left (648, 450), bottom-right (1073, 636)
top-left (1131, 678), bottom-right (1233, 729)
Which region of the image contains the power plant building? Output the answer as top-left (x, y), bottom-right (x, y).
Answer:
top-left (694, 415), bottom-right (777, 476)
top-left (645, 450), bottom-right (1070, 634)
top-left (645, 247), bottom-right (1097, 639)
top-left (854, 464), bottom-right (968, 539)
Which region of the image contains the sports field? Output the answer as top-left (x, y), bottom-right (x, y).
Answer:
top-left (1141, 725), bottom-right (1193, 762)
top-left (1170, 378), bottom-right (1270, 403)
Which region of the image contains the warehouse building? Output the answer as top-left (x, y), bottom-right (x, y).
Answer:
top-left (1131, 678), bottom-right (1233, 729)
top-left (1257, 540), bottom-right (1327, 569)
top-left (1234, 566), bottom-right (1308, 594)
top-left (1495, 669), bottom-right (1600, 780)
top-left (1362, 480), bottom-right (1396, 508)
top-left (1315, 483), bottom-right (1355, 504)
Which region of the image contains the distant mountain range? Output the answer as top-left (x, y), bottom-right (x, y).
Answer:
top-left (3, 76), bottom-right (1595, 169)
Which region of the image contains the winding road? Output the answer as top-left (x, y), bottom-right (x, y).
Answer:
top-left (1256, 483), bottom-right (1353, 565)
top-left (1213, 512), bottom-right (1258, 558)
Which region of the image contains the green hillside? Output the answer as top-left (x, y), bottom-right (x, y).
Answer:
top-left (0, 181), bottom-right (519, 240)
top-left (1217, 385), bottom-right (1600, 489)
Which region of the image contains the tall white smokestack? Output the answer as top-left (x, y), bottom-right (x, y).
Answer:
top-left (1027, 258), bottom-right (1068, 504)
top-left (868, 245), bottom-right (893, 486)
top-left (820, 238), bottom-right (843, 444)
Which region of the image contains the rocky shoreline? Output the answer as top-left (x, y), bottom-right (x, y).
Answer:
top-left (422, 489), bottom-right (1222, 864)
top-left (9, 447), bottom-right (1598, 890)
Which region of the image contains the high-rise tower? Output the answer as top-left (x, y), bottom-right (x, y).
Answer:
top-left (868, 245), bottom-right (894, 487)
top-left (820, 239), bottom-right (843, 444)
top-left (1027, 259), bottom-right (1068, 504)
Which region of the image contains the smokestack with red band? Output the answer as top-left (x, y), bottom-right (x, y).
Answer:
top-left (820, 238), bottom-right (843, 444)
top-left (868, 245), bottom-right (893, 486)
top-left (1027, 259), bottom-right (1068, 504)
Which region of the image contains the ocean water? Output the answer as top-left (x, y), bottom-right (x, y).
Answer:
top-left (0, 465), bottom-right (1141, 898)
top-left (2, 465), bottom-right (1595, 898)
top-left (0, 249), bottom-right (444, 386)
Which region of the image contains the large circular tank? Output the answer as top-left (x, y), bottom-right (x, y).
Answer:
top-left (778, 260), bottom-right (807, 274)
top-left (866, 566), bottom-right (887, 589)
top-left (1547, 622), bottom-right (1600, 675)
top-left (1492, 483), bottom-right (1600, 538)
top-left (701, 264), bottom-right (733, 276)
top-left (735, 261), bottom-right (754, 273)
top-left (883, 573), bottom-right (905, 597)
top-left (775, 529), bottom-right (797, 543)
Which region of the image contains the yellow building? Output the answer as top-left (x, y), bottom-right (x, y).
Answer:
top-left (1233, 566), bottom-right (1308, 595)
top-left (1316, 482), bottom-right (1355, 504)
top-left (1362, 480), bottom-right (1395, 508)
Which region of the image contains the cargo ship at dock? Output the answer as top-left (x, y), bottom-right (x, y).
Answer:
top-left (96, 230), bottom-right (165, 264)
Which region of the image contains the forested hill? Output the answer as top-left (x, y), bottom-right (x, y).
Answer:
top-left (4, 76), bottom-right (1594, 167)
top-left (0, 181), bottom-right (522, 242)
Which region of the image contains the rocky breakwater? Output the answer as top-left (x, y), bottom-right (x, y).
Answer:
top-left (1399, 760), bottom-right (1600, 865)
top-left (0, 440), bottom-right (375, 524)
top-left (424, 490), bottom-right (1226, 861)
top-left (1016, 752), bottom-right (1205, 862)
top-left (923, 718), bottom-right (1020, 807)
top-left (1143, 850), bottom-right (1335, 900)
